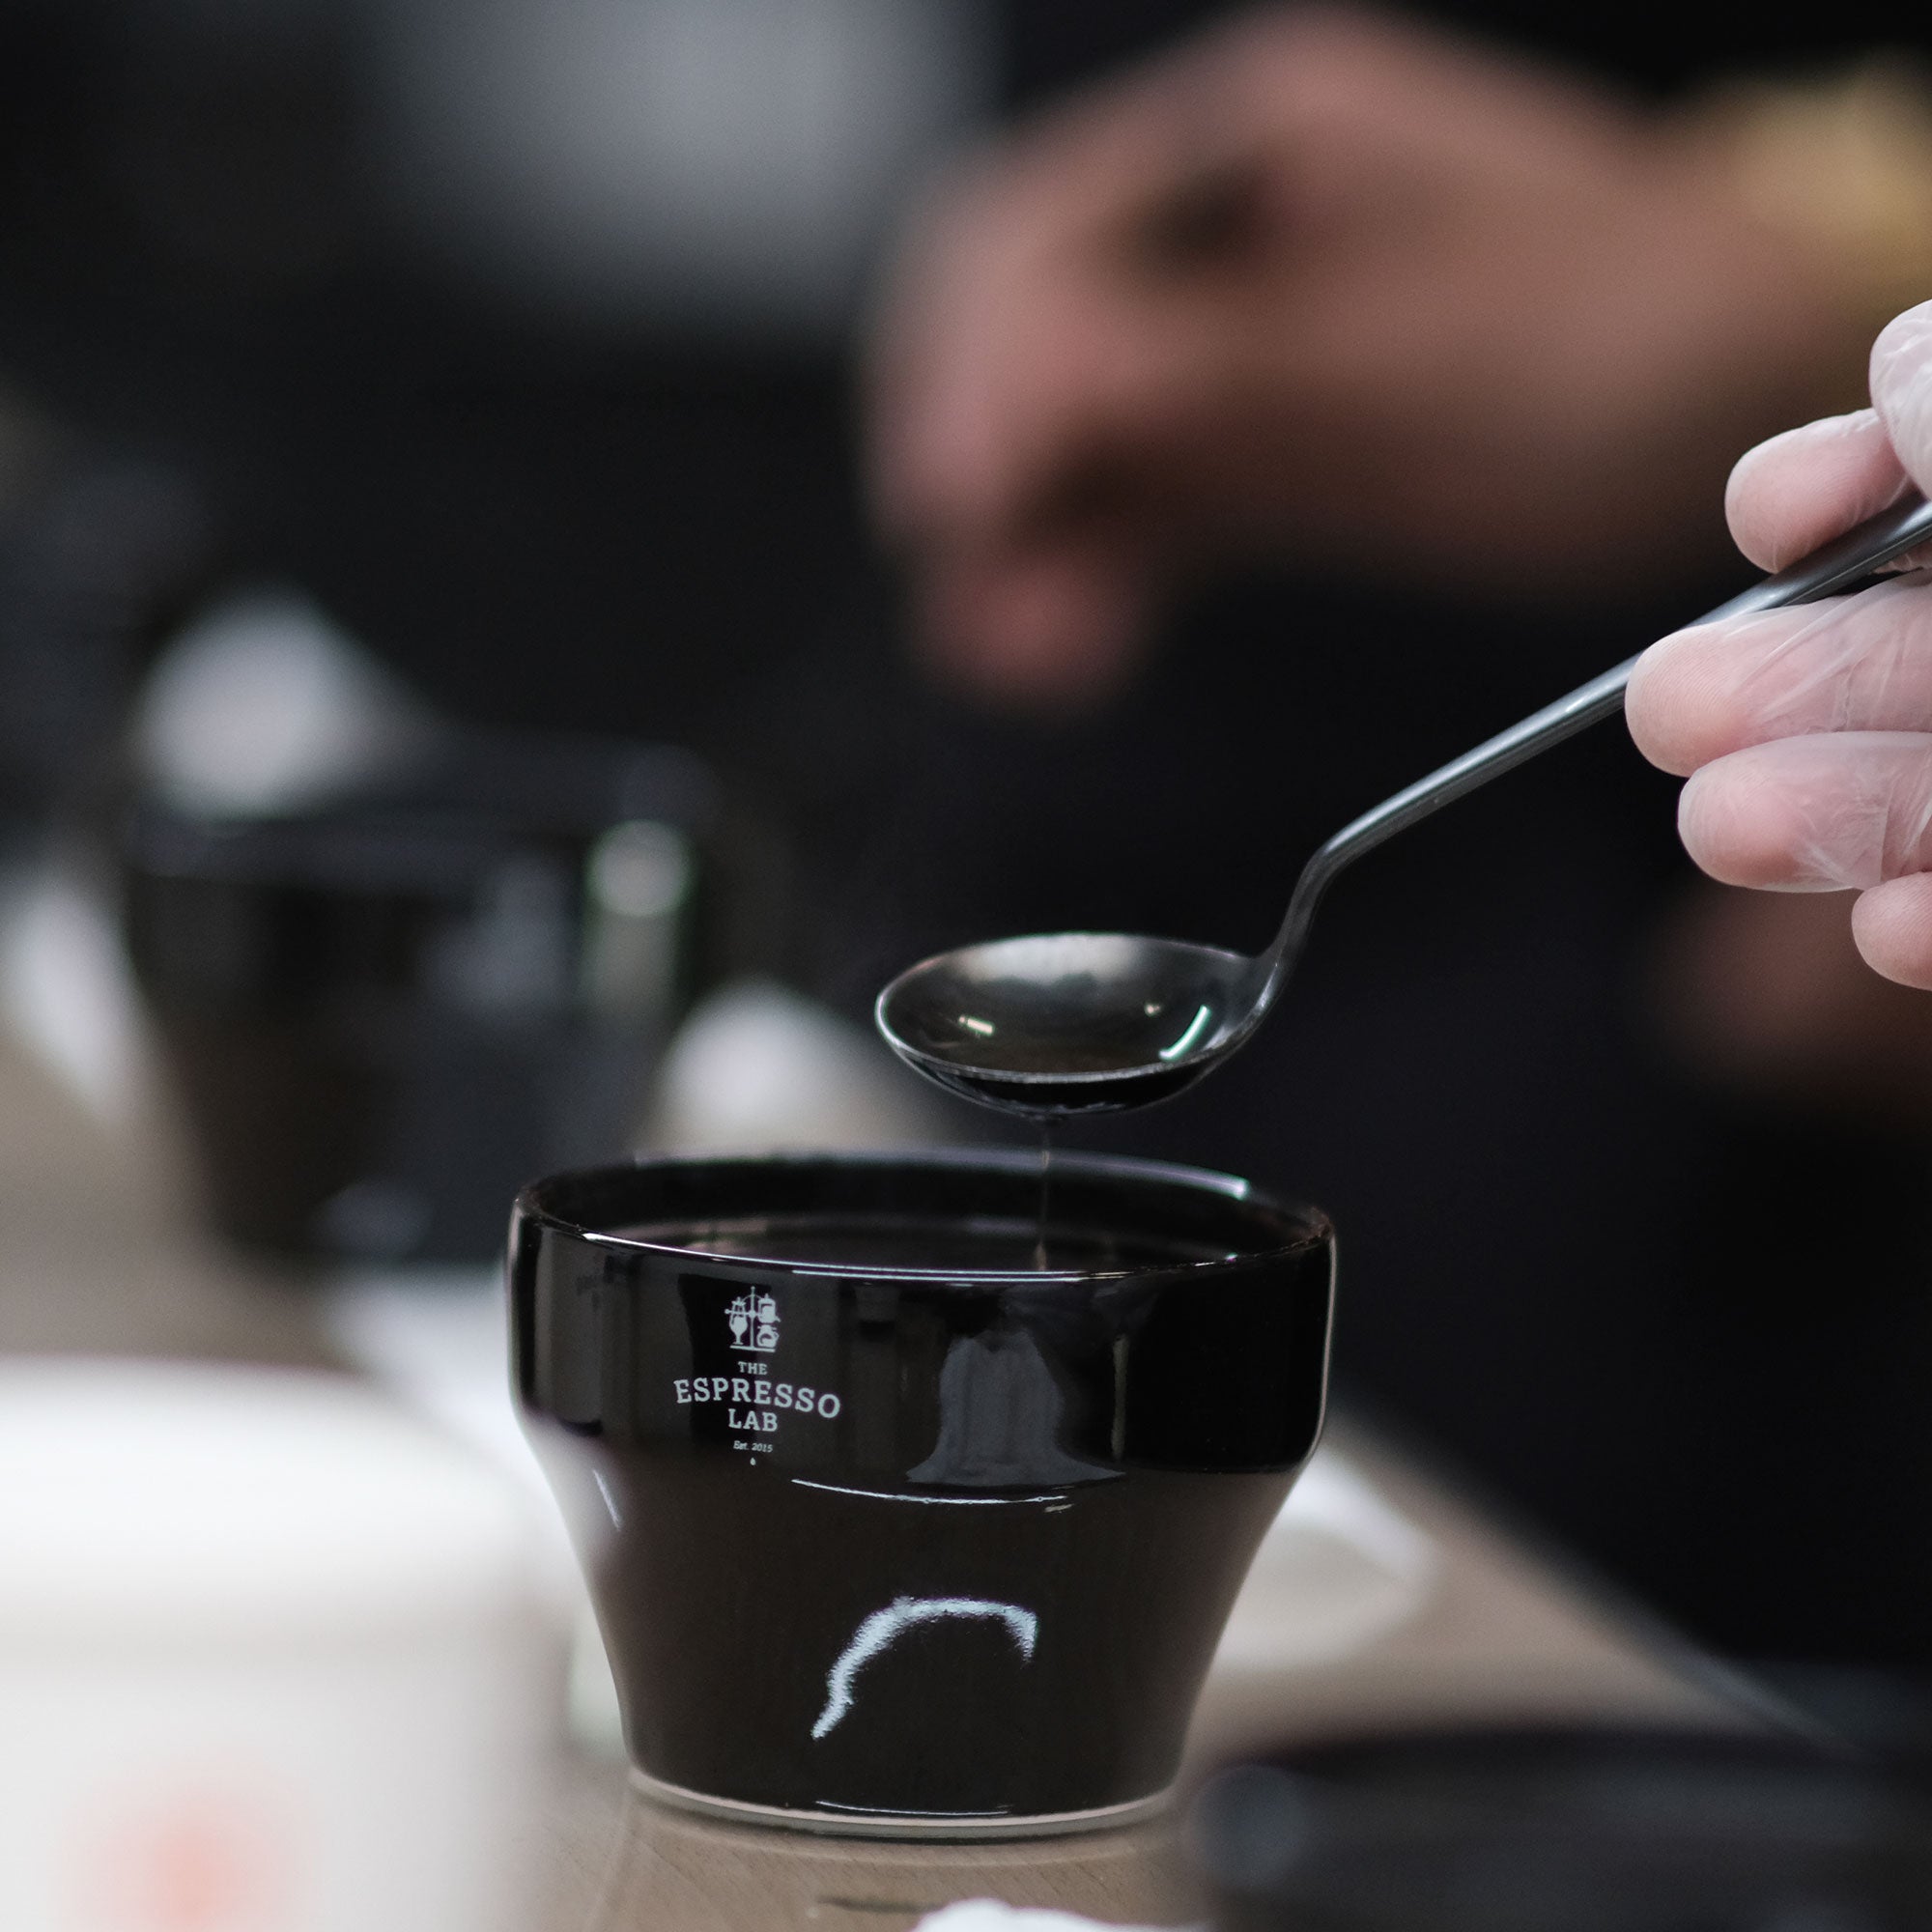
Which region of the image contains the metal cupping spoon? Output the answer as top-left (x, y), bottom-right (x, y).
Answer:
top-left (878, 490), bottom-right (1932, 1116)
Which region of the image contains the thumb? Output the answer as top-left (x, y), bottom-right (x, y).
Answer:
top-left (1717, 296), bottom-right (1932, 576)
top-left (1871, 297), bottom-right (1932, 497)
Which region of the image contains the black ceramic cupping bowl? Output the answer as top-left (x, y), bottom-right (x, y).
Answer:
top-left (512, 1149), bottom-right (1336, 1836)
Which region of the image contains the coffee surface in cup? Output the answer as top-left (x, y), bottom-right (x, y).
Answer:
top-left (611, 1212), bottom-right (1236, 1273)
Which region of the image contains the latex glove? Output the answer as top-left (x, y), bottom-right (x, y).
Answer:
top-left (1628, 301), bottom-right (1932, 990)
top-left (867, 5), bottom-right (1864, 708)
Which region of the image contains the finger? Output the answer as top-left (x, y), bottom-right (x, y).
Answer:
top-left (1870, 298), bottom-right (1932, 494)
top-left (1717, 298), bottom-right (1932, 575)
top-left (1722, 411), bottom-right (1908, 572)
top-left (1851, 871), bottom-right (1932, 989)
top-left (915, 544), bottom-right (1153, 710)
top-left (1629, 568), bottom-right (1932, 774)
top-left (1677, 732), bottom-right (1932, 891)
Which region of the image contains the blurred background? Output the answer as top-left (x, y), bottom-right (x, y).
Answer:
top-left (3, 0), bottom-right (1932, 1848)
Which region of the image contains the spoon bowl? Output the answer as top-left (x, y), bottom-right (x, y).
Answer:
top-left (877, 491), bottom-right (1932, 1120)
top-left (876, 932), bottom-right (1256, 1113)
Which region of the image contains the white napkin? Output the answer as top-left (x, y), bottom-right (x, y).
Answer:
top-left (913, 1903), bottom-right (1196, 1932)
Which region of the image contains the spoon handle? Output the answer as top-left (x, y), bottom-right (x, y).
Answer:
top-left (1259, 487), bottom-right (1932, 987)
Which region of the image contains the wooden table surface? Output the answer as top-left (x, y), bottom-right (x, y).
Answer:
top-left (0, 1023), bottom-right (1762, 1931)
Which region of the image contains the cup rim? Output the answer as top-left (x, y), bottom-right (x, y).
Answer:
top-left (513, 1147), bottom-right (1331, 1284)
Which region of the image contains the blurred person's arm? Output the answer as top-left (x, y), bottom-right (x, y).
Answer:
top-left (867, 6), bottom-right (1925, 709)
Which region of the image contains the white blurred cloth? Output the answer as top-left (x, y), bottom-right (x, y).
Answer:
top-left (370, 0), bottom-right (990, 332)
top-left (643, 977), bottom-right (954, 1152)
top-left (914, 1902), bottom-right (1193, 1932)
top-left (134, 586), bottom-right (436, 819)
top-left (0, 1361), bottom-right (559, 1932)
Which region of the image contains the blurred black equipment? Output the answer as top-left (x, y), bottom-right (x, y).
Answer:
top-left (121, 729), bottom-right (728, 1264)
top-left (1192, 1723), bottom-right (1932, 1932)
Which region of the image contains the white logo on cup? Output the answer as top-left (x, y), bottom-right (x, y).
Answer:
top-left (726, 1291), bottom-right (780, 1353)
top-left (670, 1287), bottom-right (841, 1451)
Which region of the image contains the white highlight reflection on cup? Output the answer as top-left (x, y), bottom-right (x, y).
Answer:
top-left (0, 1360), bottom-right (559, 1932)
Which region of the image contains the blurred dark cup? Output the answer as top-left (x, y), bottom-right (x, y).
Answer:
top-left (511, 1150), bottom-right (1336, 1836)
top-left (1190, 1724), bottom-right (1932, 1932)
top-left (121, 729), bottom-right (728, 1264)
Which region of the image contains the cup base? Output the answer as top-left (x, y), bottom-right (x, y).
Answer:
top-left (630, 1768), bottom-right (1172, 1841)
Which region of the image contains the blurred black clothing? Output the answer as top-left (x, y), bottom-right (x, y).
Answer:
top-left (0, 0), bottom-right (1928, 1675)
top-left (1003, 0), bottom-right (1921, 101)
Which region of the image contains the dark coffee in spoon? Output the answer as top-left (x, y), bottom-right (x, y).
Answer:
top-left (876, 931), bottom-right (1253, 1115)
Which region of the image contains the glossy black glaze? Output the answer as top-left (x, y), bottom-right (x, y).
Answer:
top-left (511, 1151), bottom-right (1335, 1830)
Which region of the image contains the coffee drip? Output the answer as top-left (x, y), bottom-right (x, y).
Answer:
top-left (1034, 1122), bottom-right (1055, 1271)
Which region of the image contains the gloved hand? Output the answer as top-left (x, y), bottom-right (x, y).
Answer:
top-left (1628, 300), bottom-right (1932, 990)
top-left (867, 5), bottom-right (1866, 709)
